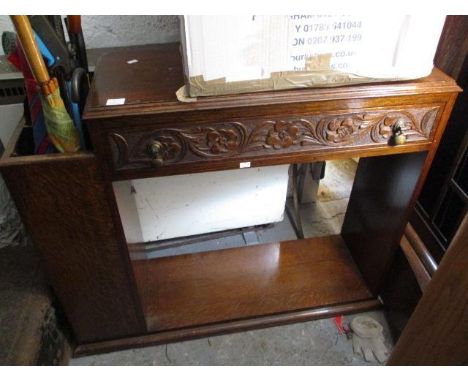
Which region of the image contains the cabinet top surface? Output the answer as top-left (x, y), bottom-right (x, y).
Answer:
top-left (83, 43), bottom-right (460, 121)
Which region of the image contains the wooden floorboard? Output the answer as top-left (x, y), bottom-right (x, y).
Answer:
top-left (132, 235), bottom-right (373, 332)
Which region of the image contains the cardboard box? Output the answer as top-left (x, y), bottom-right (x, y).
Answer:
top-left (180, 15), bottom-right (446, 97)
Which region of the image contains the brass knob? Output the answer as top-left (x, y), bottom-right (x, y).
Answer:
top-left (147, 140), bottom-right (164, 167)
top-left (392, 119), bottom-right (407, 146)
top-left (151, 158), bottom-right (164, 167)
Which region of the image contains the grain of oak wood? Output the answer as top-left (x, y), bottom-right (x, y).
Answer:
top-left (0, 42), bottom-right (460, 355)
top-left (103, 105), bottom-right (440, 178)
top-left (84, 44), bottom-right (458, 183)
top-left (82, 44), bottom-right (459, 353)
top-left (0, 153), bottom-right (146, 343)
top-left (132, 235), bottom-right (373, 332)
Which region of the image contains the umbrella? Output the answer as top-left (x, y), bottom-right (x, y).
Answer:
top-left (3, 31), bottom-right (55, 154)
top-left (66, 15), bottom-right (89, 73)
top-left (29, 15), bottom-right (88, 150)
top-left (10, 15), bottom-right (80, 153)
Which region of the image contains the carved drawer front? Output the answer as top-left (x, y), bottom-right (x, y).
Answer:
top-left (107, 106), bottom-right (440, 175)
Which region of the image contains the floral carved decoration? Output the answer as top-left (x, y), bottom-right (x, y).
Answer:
top-left (148, 138), bottom-right (182, 161)
top-left (181, 123), bottom-right (247, 157)
top-left (264, 121), bottom-right (301, 149)
top-left (206, 128), bottom-right (240, 154)
top-left (325, 117), bottom-right (356, 142)
top-left (248, 119), bottom-right (312, 150)
top-left (109, 107), bottom-right (439, 170)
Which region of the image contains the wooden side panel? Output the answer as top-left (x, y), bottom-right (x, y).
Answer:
top-left (0, 155), bottom-right (146, 343)
top-left (341, 151), bottom-right (428, 294)
top-left (388, 214), bottom-right (468, 365)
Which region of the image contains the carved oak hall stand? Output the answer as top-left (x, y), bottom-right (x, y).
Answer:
top-left (0, 44), bottom-right (461, 359)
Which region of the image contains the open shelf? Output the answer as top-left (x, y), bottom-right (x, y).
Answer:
top-left (132, 234), bottom-right (374, 332)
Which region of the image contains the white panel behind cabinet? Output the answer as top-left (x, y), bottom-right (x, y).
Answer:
top-left (114, 165), bottom-right (289, 243)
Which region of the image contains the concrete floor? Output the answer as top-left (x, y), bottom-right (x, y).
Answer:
top-left (71, 311), bottom-right (392, 366)
top-left (71, 160), bottom-right (393, 366)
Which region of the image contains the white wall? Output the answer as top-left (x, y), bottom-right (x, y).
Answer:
top-left (0, 15), bottom-right (181, 55)
top-left (81, 15), bottom-right (180, 49)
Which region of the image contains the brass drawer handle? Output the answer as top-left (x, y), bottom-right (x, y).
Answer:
top-left (147, 140), bottom-right (164, 167)
top-left (392, 119), bottom-right (407, 146)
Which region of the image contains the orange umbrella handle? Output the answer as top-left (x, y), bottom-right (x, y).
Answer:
top-left (10, 15), bottom-right (56, 94)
